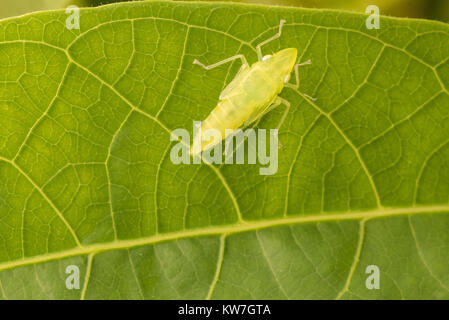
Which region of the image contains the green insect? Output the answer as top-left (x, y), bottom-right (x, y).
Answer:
top-left (191, 20), bottom-right (313, 155)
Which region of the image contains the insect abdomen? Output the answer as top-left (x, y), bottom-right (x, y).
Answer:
top-left (202, 99), bottom-right (243, 136)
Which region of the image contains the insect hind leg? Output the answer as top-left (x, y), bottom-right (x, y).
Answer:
top-left (256, 19), bottom-right (286, 61)
top-left (193, 54), bottom-right (249, 70)
top-left (271, 97), bottom-right (294, 149)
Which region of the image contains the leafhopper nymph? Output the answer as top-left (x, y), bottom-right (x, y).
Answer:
top-left (191, 20), bottom-right (313, 156)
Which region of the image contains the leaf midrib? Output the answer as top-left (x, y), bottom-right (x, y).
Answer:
top-left (0, 204), bottom-right (448, 273)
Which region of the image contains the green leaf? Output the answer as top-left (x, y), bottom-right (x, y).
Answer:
top-left (0, 1), bottom-right (449, 300)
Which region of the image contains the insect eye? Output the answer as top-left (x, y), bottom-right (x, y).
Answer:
top-left (284, 74), bottom-right (290, 83)
top-left (262, 55), bottom-right (272, 61)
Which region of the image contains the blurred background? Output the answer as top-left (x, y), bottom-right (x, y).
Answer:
top-left (1, 0), bottom-right (448, 22)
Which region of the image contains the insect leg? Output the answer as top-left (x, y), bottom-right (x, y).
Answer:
top-left (193, 54), bottom-right (249, 70)
top-left (256, 19), bottom-right (286, 61)
top-left (272, 97), bottom-right (293, 149)
top-left (285, 61), bottom-right (317, 101)
top-left (285, 60), bottom-right (311, 89)
top-left (243, 95), bottom-right (285, 128)
top-left (274, 97), bottom-right (291, 130)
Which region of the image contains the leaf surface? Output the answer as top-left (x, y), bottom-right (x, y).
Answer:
top-left (0, 1), bottom-right (449, 299)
